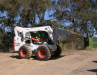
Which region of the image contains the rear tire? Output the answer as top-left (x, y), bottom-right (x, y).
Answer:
top-left (54, 45), bottom-right (62, 57)
top-left (36, 45), bottom-right (51, 61)
top-left (19, 45), bottom-right (32, 59)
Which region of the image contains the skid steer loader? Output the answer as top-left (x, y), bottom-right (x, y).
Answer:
top-left (13, 22), bottom-right (71, 60)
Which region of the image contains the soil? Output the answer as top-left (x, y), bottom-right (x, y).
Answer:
top-left (0, 49), bottom-right (97, 75)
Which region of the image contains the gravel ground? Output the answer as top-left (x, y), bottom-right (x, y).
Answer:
top-left (0, 49), bottom-right (97, 75)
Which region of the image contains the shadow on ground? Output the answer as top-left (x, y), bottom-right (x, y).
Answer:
top-left (10, 55), bottom-right (20, 59)
top-left (50, 55), bottom-right (65, 60)
top-left (32, 55), bottom-right (65, 61)
top-left (87, 69), bottom-right (97, 73)
top-left (10, 55), bottom-right (65, 60)
top-left (92, 61), bottom-right (97, 63)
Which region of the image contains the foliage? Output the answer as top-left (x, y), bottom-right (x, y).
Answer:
top-left (0, 33), bottom-right (3, 43)
top-left (0, 0), bottom-right (97, 50)
top-left (85, 46), bottom-right (93, 50)
top-left (18, 0), bottom-right (51, 26)
top-left (59, 43), bottom-right (67, 50)
top-left (50, 0), bottom-right (97, 37)
top-left (0, 0), bottom-right (51, 50)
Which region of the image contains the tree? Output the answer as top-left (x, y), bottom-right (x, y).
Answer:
top-left (0, 0), bottom-right (51, 50)
top-left (50, 0), bottom-right (97, 37)
top-left (18, 0), bottom-right (51, 27)
top-left (0, 0), bottom-right (21, 50)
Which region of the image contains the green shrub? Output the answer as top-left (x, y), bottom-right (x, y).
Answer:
top-left (59, 43), bottom-right (67, 50)
top-left (85, 46), bottom-right (93, 50)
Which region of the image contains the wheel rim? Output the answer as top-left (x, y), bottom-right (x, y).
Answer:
top-left (20, 49), bottom-right (27, 57)
top-left (38, 49), bottom-right (46, 58)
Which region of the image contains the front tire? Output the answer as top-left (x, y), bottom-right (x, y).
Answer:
top-left (36, 45), bottom-right (51, 61)
top-left (19, 45), bottom-right (32, 59)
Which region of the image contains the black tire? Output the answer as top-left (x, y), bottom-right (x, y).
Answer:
top-left (54, 45), bottom-right (62, 57)
top-left (19, 45), bottom-right (32, 59)
top-left (36, 45), bottom-right (51, 61)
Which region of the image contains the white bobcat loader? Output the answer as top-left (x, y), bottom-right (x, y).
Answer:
top-left (13, 22), bottom-right (71, 60)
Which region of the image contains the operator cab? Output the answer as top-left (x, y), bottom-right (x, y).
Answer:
top-left (30, 31), bottom-right (54, 45)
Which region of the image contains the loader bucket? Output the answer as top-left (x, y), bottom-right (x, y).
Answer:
top-left (53, 28), bottom-right (71, 43)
